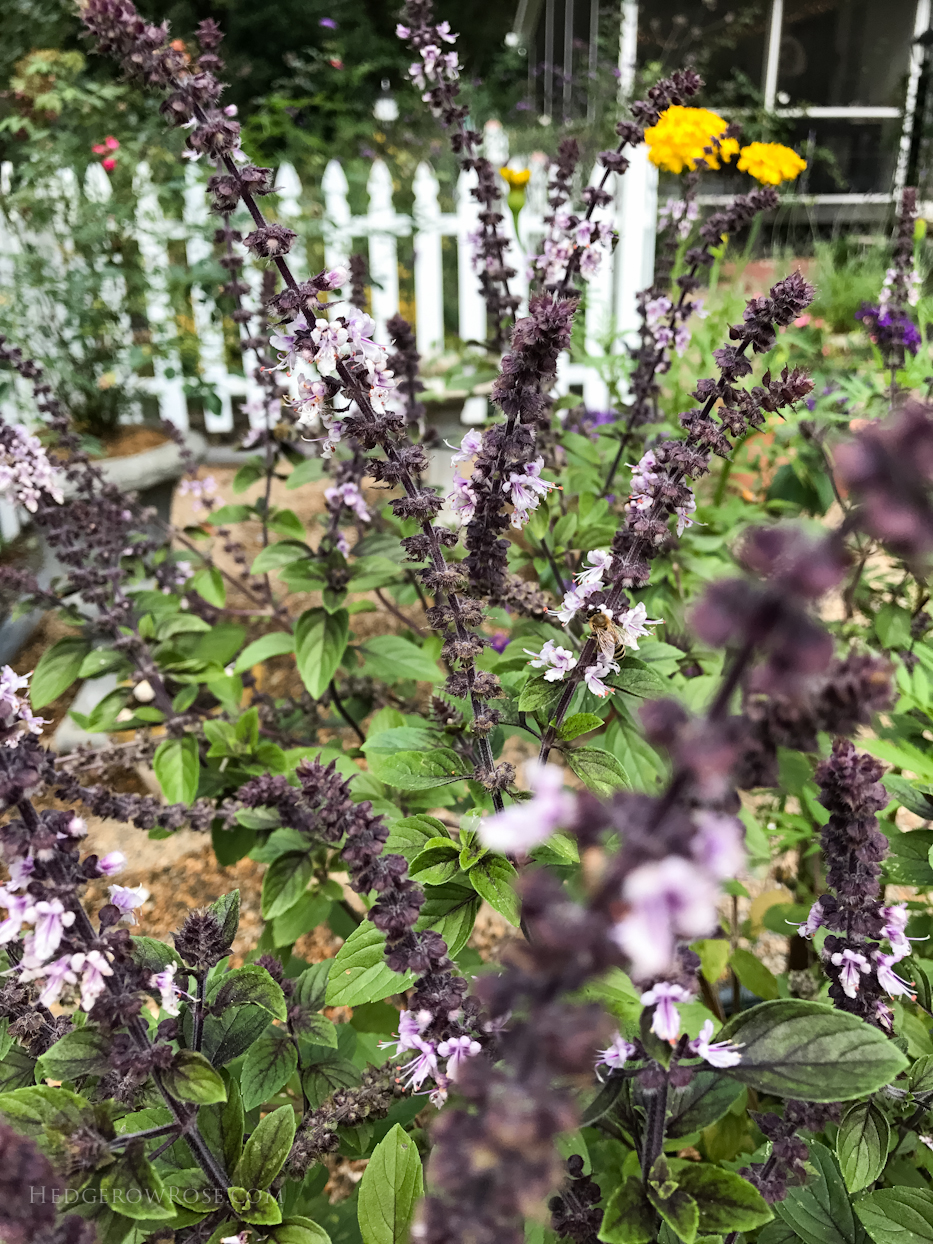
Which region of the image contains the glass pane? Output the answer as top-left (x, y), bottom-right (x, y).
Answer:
top-left (779, 0), bottom-right (916, 107)
top-left (636, 1), bottom-right (770, 107)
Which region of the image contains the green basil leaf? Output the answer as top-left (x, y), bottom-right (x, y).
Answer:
top-left (665, 1069), bottom-right (745, 1139)
top-left (775, 1144), bottom-right (860, 1244)
top-left (262, 852), bottom-right (313, 921)
top-left (241, 1035), bottom-right (299, 1112)
top-left (717, 1000), bottom-right (907, 1101)
top-left (301, 1055), bottom-right (360, 1109)
top-left (190, 566), bottom-right (226, 607)
top-left (210, 890), bottom-right (241, 949)
top-left (251, 541), bottom-right (311, 574)
top-left (518, 674), bottom-right (565, 715)
top-left (233, 1104), bottom-right (295, 1190)
top-left (271, 1217), bottom-right (333, 1244)
top-left (417, 882), bottom-right (481, 956)
top-left (564, 746), bottom-right (629, 796)
top-left (101, 1149), bottom-right (176, 1221)
top-left (854, 1186), bottom-right (933, 1243)
top-left (293, 961), bottom-right (332, 1014)
top-left (358, 635), bottom-right (443, 684)
top-left (153, 735), bottom-right (200, 805)
top-left (273, 893), bottom-right (332, 948)
top-left (357, 1124), bottom-right (424, 1244)
top-left (295, 607), bottom-right (349, 699)
top-left (598, 1175), bottom-right (656, 1243)
top-left (729, 946), bottom-right (780, 1001)
top-left (368, 749), bottom-right (469, 791)
top-left (325, 922), bottom-right (414, 1008)
top-left (30, 636), bottom-right (91, 709)
top-left (468, 856), bottom-right (520, 927)
top-left (268, 509), bottom-right (307, 540)
top-left (209, 965), bottom-right (287, 1021)
top-left (229, 1185), bottom-right (283, 1226)
top-left (162, 1049), bottom-right (227, 1105)
top-left (672, 1161), bottom-right (773, 1236)
top-left (38, 1026), bottom-right (109, 1081)
top-left (611, 656), bottom-right (670, 698)
top-left (286, 458), bottom-right (325, 489)
top-left (646, 1156), bottom-right (698, 1244)
top-left (234, 631), bottom-right (295, 674)
top-left (837, 1101), bottom-right (890, 1194)
top-left (558, 712), bottom-right (604, 741)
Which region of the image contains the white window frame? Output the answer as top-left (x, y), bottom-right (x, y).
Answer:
top-left (615, 0), bottom-right (932, 206)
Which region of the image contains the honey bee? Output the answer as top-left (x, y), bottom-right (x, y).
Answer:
top-left (588, 609), bottom-right (626, 661)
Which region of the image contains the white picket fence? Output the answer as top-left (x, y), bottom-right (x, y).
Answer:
top-left (0, 124), bottom-right (659, 537)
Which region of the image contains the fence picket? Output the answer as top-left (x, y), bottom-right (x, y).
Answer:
top-left (0, 143), bottom-right (660, 456)
top-left (412, 162), bottom-right (444, 357)
top-left (321, 159), bottom-right (352, 304)
top-left (366, 159), bottom-right (407, 343)
top-left (133, 162), bottom-right (189, 429)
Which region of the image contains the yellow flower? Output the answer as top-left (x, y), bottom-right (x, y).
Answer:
top-left (737, 142), bottom-right (807, 186)
top-left (500, 167), bottom-right (531, 189)
top-left (644, 106), bottom-right (740, 174)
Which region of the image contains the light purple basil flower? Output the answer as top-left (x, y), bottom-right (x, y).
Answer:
top-left (26, 899), bottom-right (75, 965)
top-left (613, 856), bottom-right (718, 980)
top-left (644, 296), bottom-right (673, 328)
top-left (575, 548), bottom-right (611, 588)
top-left (0, 890), bottom-right (34, 943)
top-left (380, 1008), bottom-right (433, 1057)
top-left (674, 495), bottom-right (698, 537)
top-left (150, 963), bottom-right (182, 1016)
top-left (437, 1034), bottom-right (482, 1081)
top-left (691, 812), bottom-right (745, 881)
top-left (6, 856), bottom-right (34, 891)
top-left (874, 952), bottom-right (915, 998)
top-left (674, 323), bottom-right (691, 357)
top-left (319, 17), bottom-right (337, 28)
top-left (396, 23), bottom-right (411, 38)
top-left (875, 1001), bottom-right (895, 1032)
top-left (478, 760), bottom-right (575, 854)
top-left (221, 1234), bottom-right (251, 1244)
top-left (797, 899), bottom-right (824, 939)
top-left (34, 955), bottom-right (78, 1007)
top-left (72, 950), bottom-right (113, 1011)
top-left (324, 266), bottom-right (349, 289)
top-left (448, 475), bottom-right (478, 525)
top-left (640, 982), bottom-right (692, 1043)
top-left (583, 654), bottom-right (619, 698)
top-left (400, 1041), bottom-right (438, 1090)
top-left (615, 602), bottom-right (663, 650)
top-left (449, 429), bottom-right (483, 467)
top-left (831, 948), bottom-right (871, 998)
top-left (325, 481), bottom-right (371, 523)
top-left (880, 903), bottom-right (913, 959)
top-left (595, 1032), bottom-right (636, 1071)
top-left (524, 639), bottom-right (578, 682)
top-left (108, 884), bottom-right (147, 925)
top-left (556, 582), bottom-right (595, 626)
top-left (689, 1019), bottom-right (743, 1068)
top-left (507, 457), bottom-right (557, 530)
top-left (98, 851), bottom-right (126, 877)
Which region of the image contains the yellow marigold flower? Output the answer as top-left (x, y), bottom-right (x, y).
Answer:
top-left (737, 142), bottom-right (807, 186)
top-left (644, 106), bottom-right (740, 174)
top-left (500, 167), bottom-right (531, 189)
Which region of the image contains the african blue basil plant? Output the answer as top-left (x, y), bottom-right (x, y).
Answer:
top-left (0, 4), bottom-right (931, 1244)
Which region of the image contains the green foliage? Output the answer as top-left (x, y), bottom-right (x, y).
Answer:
top-left (357, 1125), bottom-right (424, 1244)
